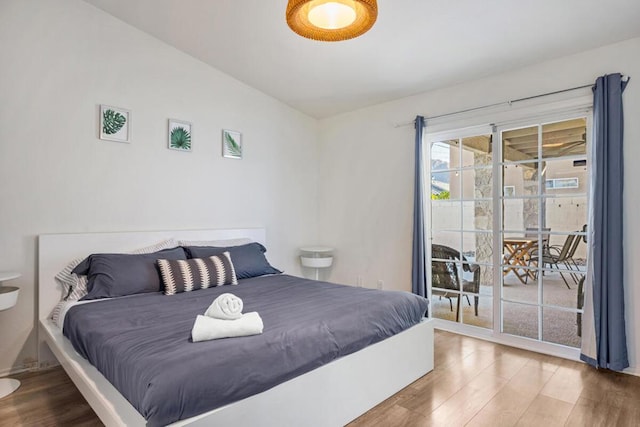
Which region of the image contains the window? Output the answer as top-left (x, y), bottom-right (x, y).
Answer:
top-left (546, 177), bottom-right (579, 189)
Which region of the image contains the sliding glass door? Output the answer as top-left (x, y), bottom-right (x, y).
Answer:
top-left (429, 126), bottom-right (494, 329)
top-left (499, 117), bottom-right (588, 348)
top-left (428, 113), bottom-right (589, 351)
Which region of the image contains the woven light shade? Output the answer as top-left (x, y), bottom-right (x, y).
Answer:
top-left (286, 0), bottom-right (378, 42)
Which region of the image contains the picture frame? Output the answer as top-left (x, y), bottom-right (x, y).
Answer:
top-left (222, 129), bottom-right (242, 159)
top-left (168, 119), bottom-right (192, 152)
top-left (503, 185), bottom-right (516, 197)
top-left (99, 105), bottom-right (130, 143)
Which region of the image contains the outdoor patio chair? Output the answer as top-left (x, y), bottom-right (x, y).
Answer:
top-left (576, 225), bottom-right (587, 336)
top-left (528, 234), bottom-right (577, 289)
top-left (525, 227), bottom-right (551, 252)
top-left (431, 244), bottom-right (481, 321)
top-left (577, 276), bottom-right (585, 337)
top-left (564, 233), bottom-right (583, 283)
top-left (564, 224), bottom-right (587, 282)
top-left (523, 227), bottom-right (551, 284)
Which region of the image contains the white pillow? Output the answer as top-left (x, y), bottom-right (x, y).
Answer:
top-left (54, 256), bottom-right (86, 300)
top-left (50, 301), bottom-right (66, 327)
top-left (130, 238), bottom-right (180, 254)
top-left (178, 238), bottom-right (252, 247)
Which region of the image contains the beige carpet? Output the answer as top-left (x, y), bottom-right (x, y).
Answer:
top-left (432, 269), bottom-right (583, 348)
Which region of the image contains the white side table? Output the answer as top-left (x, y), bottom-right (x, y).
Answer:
top-left (0, 271), bottom-right (21, 399)
top-left (300, 247), bottom-right (334, 280)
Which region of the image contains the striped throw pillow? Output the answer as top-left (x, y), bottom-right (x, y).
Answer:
top-left (157, 252), bottom-right (238, 295)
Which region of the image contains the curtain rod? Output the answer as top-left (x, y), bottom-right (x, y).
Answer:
top-left (394, 82), bottom-right (595, 128)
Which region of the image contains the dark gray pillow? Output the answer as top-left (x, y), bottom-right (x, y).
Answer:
top-left (72, 247), bottom-right (187, 300)
top-left (184, 242), bottom-right (281, 280)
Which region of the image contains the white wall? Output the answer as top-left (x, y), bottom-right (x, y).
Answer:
top-left (1, 0), bottom-right (638, 379)
top-left (0, 0), bottom-right (318, 374)
top-left (318, 38), bottom-right (640, 372)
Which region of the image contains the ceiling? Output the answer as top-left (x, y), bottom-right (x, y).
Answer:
top-left (452, 118), bottom-right (587, 164)
top-left (83, 0), bottom-right (640, 119)
top-left (503, 118), bottom-right (587, 161)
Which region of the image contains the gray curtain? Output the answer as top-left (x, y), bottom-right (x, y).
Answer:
top-left (412, 116), bottom-right (427, 297)
top-left (580, 73), bottom-right (629, 371)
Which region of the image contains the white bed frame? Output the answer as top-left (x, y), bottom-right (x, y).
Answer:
top-left (38, 228), bottom-right (434, 427)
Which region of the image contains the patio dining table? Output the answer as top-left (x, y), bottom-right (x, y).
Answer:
top-left (503, 237), bottom-right (537, 284)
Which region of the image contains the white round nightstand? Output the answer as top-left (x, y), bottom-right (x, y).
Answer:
top-left (0, 271), bottom-right (21, 400)
top-left (300, 247), bottom-right (334, 280)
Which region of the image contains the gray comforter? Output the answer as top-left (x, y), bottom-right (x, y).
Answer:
top-left (63, 274), bottom-right (428, 426)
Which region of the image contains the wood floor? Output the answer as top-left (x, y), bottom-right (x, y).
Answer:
top-left (0, 367), bottom-right (101, 426)
top-left (1, 330), bottom-right (639, 426)
top-left (349, 331), bottom-right (640, 427)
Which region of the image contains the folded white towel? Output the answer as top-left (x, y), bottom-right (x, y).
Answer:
top-left (191, 312), bottom-right (264, 342)
top-left (205, 293), bottom-right (244, 320)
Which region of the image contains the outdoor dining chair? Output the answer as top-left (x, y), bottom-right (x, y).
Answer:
top-left (431, 244), bottom-right (481, 321)
top-left (528, 234), bottom-right (577, 289)
top-left (521, 227), bottom-right (549, 284)
top-left (525, 227), bottom-right (551, 252)
top-left (565, 224), bottom-right (588, 283)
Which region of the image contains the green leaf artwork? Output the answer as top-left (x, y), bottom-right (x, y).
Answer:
top-left (170, 126), bottom-right (191, 150)
top-left (102, 109), bottom-right (127, 135)
top-left (224, 132), bottom-right (242, 157)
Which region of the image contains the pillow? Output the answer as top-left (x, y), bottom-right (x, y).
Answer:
top-left (177, 238), bottom-right (252, 247)
top-left (72, 247), bottom-right (187, 300)
top-left (50, 301), bottom-right (65, 325)
top-left (65, 275), bottom-right (89, 301)
top-left (184, 242), bottom-right (281, 279)
top-left (157, 252), bottom-right (238, 295)
top-left (54, 256), bottom-right (86, 300)
top-left (54, 238), bottom-right (179, 302)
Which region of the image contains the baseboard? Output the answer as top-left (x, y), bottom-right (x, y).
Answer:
top-left (0, 362), bottom-right (38, 377)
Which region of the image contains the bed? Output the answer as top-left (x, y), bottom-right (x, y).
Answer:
top-left (38, 228), bottom-right (434, 426)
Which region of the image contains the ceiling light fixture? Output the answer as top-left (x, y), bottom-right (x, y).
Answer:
top-left (286, 0), bottom-right (378, 42)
